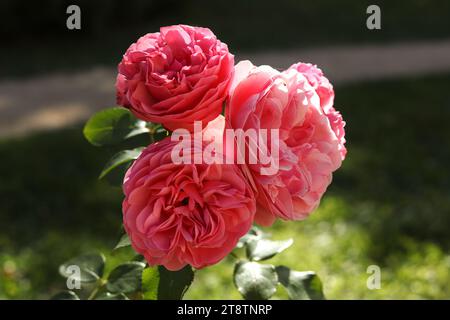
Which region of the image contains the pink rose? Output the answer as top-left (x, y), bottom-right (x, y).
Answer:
top-left (287, 63), bottom-right (347, 158)
top-left (116, 25), bottom-right (234, 131)
top-left (122, 117), bottom-right (255, 270)
top-left (227, 61), bottom-right (345, 226)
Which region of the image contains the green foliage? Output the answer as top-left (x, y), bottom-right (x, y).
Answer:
top-left (59, 253), bottom-right (105, 283)
top-left (51, 290), bottom-right (80, 300)
top-left (54, 252), bottom-right (147, 300)
top-left (106, 261), bottom-right (145, 294)
top-left (99, 148), bottom-right (144, 179)
top-left (246, 238), bottom-right (293, 262)
top-left (234, 262), bottom-right (278, 300)
top-left (232, 228), bottom-right (324, 300)
top-left (113, 234), bottom-right (131, 251)
top-left (276, 267), bottom-right (325, 300)
top-left (236, 226), bottom-right (265, 248)
top-left (83, 107), bottom-right (149, 146)
top-left (51, 249), bottom-right (194, 300)
top-left (141, 267), bottom-right (159, 300)
top-left (157, 266), bottom-right (195, 300)
top-left (82, 109), bottom-right (166, 186)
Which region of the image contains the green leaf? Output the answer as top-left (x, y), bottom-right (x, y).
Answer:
top-left (152, 125), bottom-right (169, 142)
top-left (233, 261), bottom-right (278, 300)
top-left (83, 107), bottom-right (149, 146)
top-left (59, 253), bottom-right (105, 283)
top-left (51, 290), bottom-right (80, 300)
top-left (246, 238), bottom-right (293, 261)
top-left (133, 255), bottom-right (146, 263)
top-left (236, 226), bottom-right (265, 248)
top-left (141, 267), bottom-right (160, 300)
top-left (157, 265), bottom-right (194, 300)
top-left (103, 161), bottom-right (131, 187)
top-left (106, 261), bottom-right (145, 293)
top-left (113, 233), bottom-right (132, 251)
top-left (275, 266), bottom-right (325, 300)
top-left (95, 292), bottom-right (129, 300)
top-left (99, 148), bottom-right (144, 179)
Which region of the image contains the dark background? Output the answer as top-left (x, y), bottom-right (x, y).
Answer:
top-left (2, 0), bottom-right (450, 78)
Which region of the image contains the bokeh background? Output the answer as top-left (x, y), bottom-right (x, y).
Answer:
top-left (1, 0), bottom-right (450, 299)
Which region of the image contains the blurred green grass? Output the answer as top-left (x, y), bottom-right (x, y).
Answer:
top-left (1, 74), bottom-right (450, 299)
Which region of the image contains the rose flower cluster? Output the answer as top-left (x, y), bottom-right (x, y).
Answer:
top-left (117, 25), bottom-right (346, 271)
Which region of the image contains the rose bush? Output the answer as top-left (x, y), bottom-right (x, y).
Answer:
top-left (116, 25), bottom-right (234, 131)
top-left (76, 24), bottom-right (346, 300)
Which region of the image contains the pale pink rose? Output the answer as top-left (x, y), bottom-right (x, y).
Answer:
top-left (122, 117), bottom-right (255, 270)
top-left (116, 25), bottom-right (234, 131)
top-left (227, 61), bottom-right (345, 226)
top-left (287, 63), bottom-right (347, 158)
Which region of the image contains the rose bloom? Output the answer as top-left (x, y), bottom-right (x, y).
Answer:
top-left (227, 61), bottom-right (346, 226)
top-left (288, 62), bottom-right (347, 158)
top-left (122, 117), bottom-right (255, 270)
top-left (116, 24), bottom-right (234, 131)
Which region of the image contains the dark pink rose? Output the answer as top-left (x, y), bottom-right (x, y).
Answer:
top-left (116, 25), bottom-right (234, 131)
